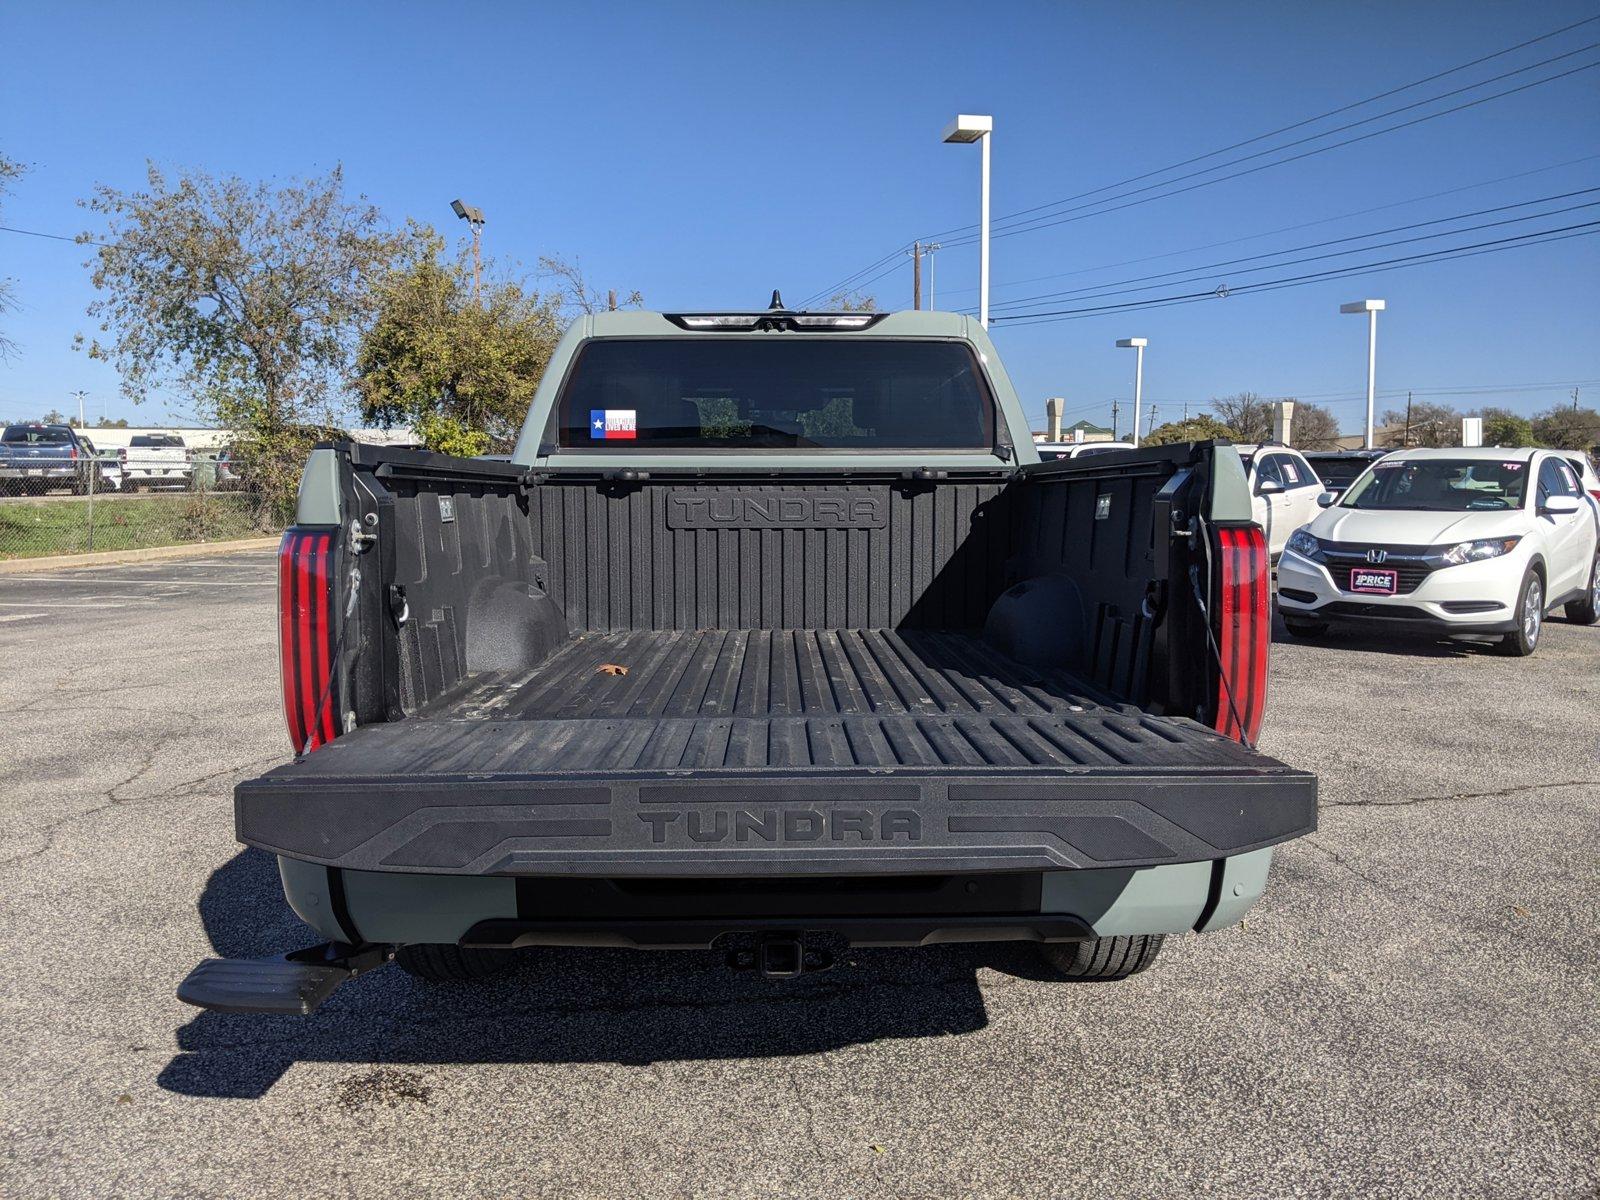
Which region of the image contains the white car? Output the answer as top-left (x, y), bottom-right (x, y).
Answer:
top-left (1035, 441), bottom-right (1136, 461)
top-left (1237, 443), bottom-right (1324, 559)
top-left (1277, 447), bottom-right (1599, 655)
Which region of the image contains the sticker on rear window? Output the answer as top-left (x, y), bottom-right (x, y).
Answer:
top-left (1501, 462), bottom-right (1523, 471)
top-left (589, 409), bottom-right (637, 440)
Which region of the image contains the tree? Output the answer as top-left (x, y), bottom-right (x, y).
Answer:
top-left (0, 153), bottom-right (24, 359)
top-left (824, 291), bottom-right (878, 312)
top-left (1531, 404), bottom-right (1600, 452)
top-left (1144, 415), bottom-right (1237, 446)
top-left (1475, 406), bottom-right (1533, 448)
top-left (538, 254), bottom-right (642, 317)
top-left (1288, 400), bottom-right (1342, 450)
top-left (357, 229), bottom-right (565, 457)
top-left (1208, 393), bottom-right (1273, 443)
top-left (79, 164), bottom-right (407, 514)
top-left (1380, 401), bottom-right (1460, 448)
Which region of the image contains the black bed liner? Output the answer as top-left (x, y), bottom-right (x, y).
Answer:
top-left (237, 629), bottom-right (1315, 876)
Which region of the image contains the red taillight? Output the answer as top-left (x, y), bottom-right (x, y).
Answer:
top-left (278, 529), bottom-right (339, 754)
top-left (69, 446), bottom-right (78, 461)
top-left (1211, 524), bottom-right (1269, 746)
top-left (1588, 489), bottom-right (1600, 502)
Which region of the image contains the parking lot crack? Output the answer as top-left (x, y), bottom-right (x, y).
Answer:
top-left (0, 749), bottom-right (283, 869)
top-left (1323, 778), bottom-right (1600, 809)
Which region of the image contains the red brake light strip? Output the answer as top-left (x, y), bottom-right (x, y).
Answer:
top-left (1212, 524), bottom-right (1269, 745)
top-left (278, 530), bottom-right (339, 754)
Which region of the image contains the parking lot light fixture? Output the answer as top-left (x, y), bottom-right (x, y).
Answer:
top-left (1116, 338), bottom-right (1148, 447)
top-left (452, 199), bottom-right (487, 306)
top-left (941, 114), bottom-right (993, 327)
top-left (1340, 299), bottom-right (1386, 450)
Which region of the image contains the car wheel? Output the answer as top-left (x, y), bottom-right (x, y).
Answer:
top-left (394, 943), bottom-right (520, 981)
top-left (1037, 934), bottom-right (1164, 981)
top-left (1563, 552), bottom-right (1600, 626)
top-left (1282, 616), bottom-right (1329, 638)
top-left (1497, 569), bottom-right (1545, 656)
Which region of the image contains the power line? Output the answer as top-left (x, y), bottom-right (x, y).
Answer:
top-left (921, 14), bottom-right (1600, 242)
top-left (988, 190), bottom-right (1600, 312)
top-left (938, 52), bottom-right (1600, 249)
top-left (992, 220), bottom-right (1600, 325)
top-left (937, 152), bottom-right (1600, 299)
top-left (0, 224), bottom-right (110, 248)
top-left (801, 18), bottom-right (1600, 310)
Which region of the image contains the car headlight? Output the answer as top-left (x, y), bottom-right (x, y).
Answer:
top-left (1285, 529), bottom-right (1322, 561)
top-left (1441, 536), bottom-right (1521, 566)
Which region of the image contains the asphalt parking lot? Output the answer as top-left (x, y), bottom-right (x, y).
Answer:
top-left (1, 548), bottom-right (1595, 1199)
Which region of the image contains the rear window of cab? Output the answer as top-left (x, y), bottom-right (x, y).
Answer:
top-left (554, 338), bottom-right (997, 451)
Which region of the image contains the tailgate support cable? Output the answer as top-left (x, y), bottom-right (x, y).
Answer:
top-left (1188, 517), bottom-right (1257, 753)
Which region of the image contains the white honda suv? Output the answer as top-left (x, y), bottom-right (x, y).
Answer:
top-left (1277, 447), bottom-right (1599, 655)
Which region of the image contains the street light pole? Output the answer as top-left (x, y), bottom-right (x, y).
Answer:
top-left (1116, 338), bottom-right (1148, 447)
top-left (1340, 299), bottom-right (1385, 449)
top-left (451, 199), bottom-right (487, 307)
top-left (941, 114), bottom-right (994, 327)
top-left (70, 389), bottom-right (88, 429)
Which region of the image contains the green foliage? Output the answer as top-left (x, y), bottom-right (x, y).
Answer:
top-left (1531, 405), bottom-right (1600, 452)
top-left (79, 164), bottom-right (407, 514)
top-left (1144, 415), bottom-right (1237, 446)
top-left (356, 228), bottom-right (565, 455)
top-left (1476, 406), bottom-right (1534, 447)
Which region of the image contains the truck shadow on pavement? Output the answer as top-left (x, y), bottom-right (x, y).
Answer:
top-left (160, 850), bottom-right (1028, 1100)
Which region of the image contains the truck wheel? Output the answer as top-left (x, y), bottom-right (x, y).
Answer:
top-left (1282, 616), bottom-right (1329, 638)
top-left (1564, 553), bottom-right (1600, 626)
top-left (1496, 569), bottom-right (1544, 656)
top-left (394, 943), bottom-right (520, 981)
top-left (1037, 934), bottom-right (1164, 981)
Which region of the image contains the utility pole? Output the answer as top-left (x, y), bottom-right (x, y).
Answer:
top-left (607, 289), bottom-right (617, 312)
top-left (1147, 404), bottom-right (1158, 439)
top-left (1110, 399), bottom-right (1121, 441)
top-left (1404, 391), bottom-right (1413, 448)
top-left (1574, 387), bottom-right (1581, 410)
top-left (909, 242), bottom-right (924, 310)
top-left (1183, 400), bottom-right (1190, 422)
top-left (924, 243), bottom-right (940, 309)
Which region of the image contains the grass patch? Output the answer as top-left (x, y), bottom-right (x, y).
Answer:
top-left (0, 493), bottom-right (273, 559)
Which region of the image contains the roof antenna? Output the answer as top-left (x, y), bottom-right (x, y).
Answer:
top-left (769, 289), bottom-right (786, 311)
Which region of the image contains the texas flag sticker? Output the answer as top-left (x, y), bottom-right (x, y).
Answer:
top-left (590, 409), bottom-right (637, 440)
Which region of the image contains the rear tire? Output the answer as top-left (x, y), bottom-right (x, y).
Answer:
top-left (394, 943), bottom-right (520, 982)
top-left (1037, 934), bottom-right (1164, 981)
top-left (1496, 569), bottom-right (1545, 656)
top-left (1282, 616), bottom-right (1329, 638)
top-left (1563, 553), bottom-right (1599, 626)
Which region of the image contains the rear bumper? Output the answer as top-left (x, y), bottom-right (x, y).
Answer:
top-left (278, 849), bottom-right (1279, 948)
top-left (237, 765), bottom-right (1316, 877)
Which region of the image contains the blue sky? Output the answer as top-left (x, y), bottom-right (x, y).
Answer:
top-left (1, 1), bottom-right (1597, 435)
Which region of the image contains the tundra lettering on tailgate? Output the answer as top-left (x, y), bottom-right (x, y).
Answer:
top-left (667, 491), bottom-right (887, 529)
top-left (639, 808), bottom-right (921, 843)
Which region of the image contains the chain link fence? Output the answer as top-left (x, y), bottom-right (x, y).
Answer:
top-left (0, 453), bottom-right (283, 560)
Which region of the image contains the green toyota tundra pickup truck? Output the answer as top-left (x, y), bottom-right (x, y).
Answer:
top-left (179, 304), bottom-right (1314, 1014)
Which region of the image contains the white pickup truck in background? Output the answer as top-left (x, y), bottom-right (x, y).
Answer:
top-left (118, 433), bottom-right (193, 491)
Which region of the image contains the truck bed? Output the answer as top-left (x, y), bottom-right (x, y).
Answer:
top-left (237, 628), bottom-right (1315, 877)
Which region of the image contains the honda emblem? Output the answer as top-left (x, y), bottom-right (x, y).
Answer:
top-left (1365, 548), bottom-right (1387, 564)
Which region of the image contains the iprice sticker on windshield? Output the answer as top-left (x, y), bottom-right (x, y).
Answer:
top-left (589, 409), bottom-right (637, 440)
